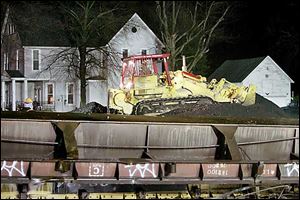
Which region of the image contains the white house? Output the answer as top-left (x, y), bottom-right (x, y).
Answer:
top-left (89, 13), bottom-right (164, 107)
top-left (1, 12), bottom-right (163, 112)
top-left (208, 56), bottom-right (294, 107)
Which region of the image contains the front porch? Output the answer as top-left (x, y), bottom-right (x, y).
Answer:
top-left (1, 79), bottom-right (56, 112)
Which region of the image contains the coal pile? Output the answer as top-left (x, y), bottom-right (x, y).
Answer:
top-left (71, 102), bottom-right (107, 114)
top-left (162, 94), bottom-right (298, 119)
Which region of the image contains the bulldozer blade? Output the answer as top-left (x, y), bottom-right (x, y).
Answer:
top-left (242, 85), bottom-right (256, 106)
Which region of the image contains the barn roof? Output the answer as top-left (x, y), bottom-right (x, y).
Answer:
top-left (208, 56), bottom-right (266, 82)
top-left (208, 56), bottom-right (294, 83)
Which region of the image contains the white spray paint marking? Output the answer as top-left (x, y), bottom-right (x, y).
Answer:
top-left (88, 163), bottom-right (104, 177)
top-left (284, 163), bottom-right (299, 177)
top-left (124, 163), bottom-right (157, 178)
top-left (1, 161), bottom-right (26, 177)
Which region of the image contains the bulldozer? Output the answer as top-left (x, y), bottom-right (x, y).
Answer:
top-left (108, 53), bottom-right (256, 115)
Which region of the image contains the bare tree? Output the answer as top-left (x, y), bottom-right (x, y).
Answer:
top-left (156, 1), bottom-right (230, 72)
top-left (42, 1), bottom-right (118, 107)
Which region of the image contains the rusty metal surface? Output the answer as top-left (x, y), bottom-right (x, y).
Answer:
top-left (31, 162), bottom-right (73, 178)
top-left (52, 122), bottom-right (80, 159)
top-left (1, 161), bottom-right (29, 177)
top-left (278, 163), bottom-right (299, 179)
top-left (118, 163), bottom-right (160, 179)
top-left (74, 123), bottom-right (147, 160)
top-left (1, 120), bottom-right (56, 159)
top-left (202, 163), bottom-right (239, 179)
top-left (148, 125), bottom-right (217, 161)
top-left (76, 162), bottom-right (116, 178)
top-left (161, 164), bottom-right (200, 178)
top-left (1, 119), bottom-right (299, 163)
top-left (295, 129), bottom-right (299, 155)
top-left (235, 127), bottom-right (296, 160)
top-left (213, 125), bottom-right (241, 160)
top-left (1, 160), bottom-right (298, 185)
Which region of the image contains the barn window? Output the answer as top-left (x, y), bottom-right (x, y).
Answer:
top-left (131, 27), bottom-right (137, 33)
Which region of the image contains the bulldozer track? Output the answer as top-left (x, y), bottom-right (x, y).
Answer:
top-left (132, 96), bottom-right (216, 115)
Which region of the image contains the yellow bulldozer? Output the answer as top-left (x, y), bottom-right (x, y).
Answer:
top-left (108, 53), bottom-right (256, 115)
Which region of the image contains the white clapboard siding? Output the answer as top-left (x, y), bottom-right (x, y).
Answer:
top-left (242, 56), bottom-right (294, 107)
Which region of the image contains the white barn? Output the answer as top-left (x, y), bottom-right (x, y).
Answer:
top-left (208, 56), bottom-right (294, 107)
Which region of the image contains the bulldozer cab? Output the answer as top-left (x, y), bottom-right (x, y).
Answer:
top-left (120, 53), bottom-right (172, 90)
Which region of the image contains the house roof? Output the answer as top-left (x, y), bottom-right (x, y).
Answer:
top-left (9, 2), bottom-right (72, 46)
top-left (208, 56), bottom-right (266, 82)
top-left (209, 56), bottom-right (294, 83)
top-left (10, 2), bottom-right (162, 48)
top-left (5, 70), bottom-right (25, 78)
top-left (108, 13), bottom-right (164, 47)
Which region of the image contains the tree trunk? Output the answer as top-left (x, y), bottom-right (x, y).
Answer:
top-left (1, 5), bottom-right (10, 45)
top-left (79, 46), bottom-right (87, 107)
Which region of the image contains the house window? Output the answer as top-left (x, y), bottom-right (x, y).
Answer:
top-left (131, 27), bottom-right (137, 33)
top-left (47, 84), bottom-right (54, 104)
top-left (66, 83), bottom-right (74, 105)
top-left (32, 50), bottom-right (40, 70)
top-left (16, 50), bottom-right (19, 70)
top-left (141, 49), bottom-right (147, 55)
top-left (4, 53), bottom-right (8, 70)
top-left (122, 49), bottom-right (128, 58)
top-left (7, 24), bottom-right (15, 35)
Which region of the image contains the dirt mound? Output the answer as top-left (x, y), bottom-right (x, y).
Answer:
top-left (71, 102), bottom-right (107, 114)
top-left (162, 94), bottom-right (297, 119)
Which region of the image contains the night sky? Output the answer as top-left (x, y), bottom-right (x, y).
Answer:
top-left (130, 1), bottom-right (299, 94)
top-left (206, 1), bottom-right (299, 94)
top-left (1, 1), bottom-right (299, 94)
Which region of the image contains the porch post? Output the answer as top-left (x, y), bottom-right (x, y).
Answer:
top-left (77, 80), bottom-right (81, 108)
top-left (1, 81), bottom-right (5, 111)
top-left (12, 79), bottom-right (16, 111)
top-left (23, 79), bottom-right (28, 100)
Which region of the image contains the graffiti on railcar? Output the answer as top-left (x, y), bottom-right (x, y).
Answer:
top-left (261, 164), bottom-right (277, 177)
top-left (207, 163), bottom-right (228, 176)
top-left (88, 163), bottom-right (105, 177)
top-left (1, 161), bottom-right (26, 177)
top-left (284, 163), bottom-right (299, 177)
top-left (202, 163), bottom-right (239, 178)
top-left (124, 163), bottom-right (157, 178)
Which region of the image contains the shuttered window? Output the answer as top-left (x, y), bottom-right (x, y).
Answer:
top-left (47, 84), bottom-right (54, 104)
top-left (33, 50), bottom-right (40, 70)
top-left (66, 83), bottom-right (74, 104)
top-left (16, 50), bottom-right (19, 70)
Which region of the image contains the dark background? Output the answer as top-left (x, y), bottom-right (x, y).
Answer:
top-left (1, 1), bottom-right (299, 95)
top-left (134, 1), bottom-right (299, 95)
top-left (207, 1), bottom-right (299, 95)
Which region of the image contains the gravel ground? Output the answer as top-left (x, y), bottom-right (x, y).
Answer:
top-left (72, 95), bottom-right (298, 120)
top-left (71, 102), bottom-right (107, 114)
top-left (162, 94), bottom-right (298, 119)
